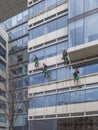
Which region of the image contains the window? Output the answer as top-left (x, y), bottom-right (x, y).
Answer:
top-left (29, 15), bottom-right (67, 40)
top-left (0, 59), bottom-right (6, 72)
top-left (86, 88), bottom-right (98, 101)
top-left (57, 68), bottom-right (66, 80)
top-left (46, 20), bottom-right (56, 33)
top-left (34, 49), bottom-right (45, 60)
top-left (71, 90), bottom-right (85, 103)
top-left (46, 94), bottom-right (57, 107)
top-left (23, 10), bottom-right (29, 21)
top-left (23, 36), bottom-right (28, 47)
top-left (17, 13), bottom-right (22, 24)
top-left (17, 54), bottom-right (23, 62)
top-left (45, 45), bottom-right (56, 58)
top-left (31, 73), bottom-right (44, 85)
top-left (84, 13), bottom-right (98, 43)
top-left (0, 46), bottom-right (6, 59)
top-left (57, 41), bottom-right (67, 55)
top-left (36, 96), bottom-right (45, 108)
top-left (85, 0), bottom-right (98, 12)
top-left (0, 36), bottom-right (6, 47)
top-left (57, 93), bottom-right (64, 105)
top-left (86, 63), bottom-right (98, 75)
top-left (17, 79), bottom-right (23, 88)
top-left (57, 16), bottom-right (67, 29)
top-left (23, 76), bottom-right (29, 87)
top-left (69, 19), bottom-right (83, 47)
top-left (69, 0), bottom-right (83, 18)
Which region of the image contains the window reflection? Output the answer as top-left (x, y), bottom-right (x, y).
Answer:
top-left (29, 15), bottom-right (67, 40)
top-left (29, 87), bottom-right (98, 108)
top-left (29, 41), bottom-right (68, 63)
top-left (69, 0), bottom-right (98, 18)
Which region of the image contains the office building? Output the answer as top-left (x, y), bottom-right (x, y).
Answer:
top-left (28, 0), bottom-right (98, 130)
top-left (1, 0), bottom-right (98, 130)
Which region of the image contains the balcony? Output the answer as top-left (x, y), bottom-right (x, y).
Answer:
top-left (68, 40), bottom-right (98, 63)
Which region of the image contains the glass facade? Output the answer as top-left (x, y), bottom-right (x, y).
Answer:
top-left (1, 0), bottom-right (98, 130)
top-left (69, 13), bottom-right (98, 47)
top-left (29, 41), bottom-right (68, 62)
top-left (69, 0), bottom-right (98, 18)
top-left (29, 87), bottom-right (98, 108)
top-left (29, 0), bottom-right (65, 18)
top-left (29, 15), bottom-right (67, 40)
top-left (29, 61), bottom-right (98, 86)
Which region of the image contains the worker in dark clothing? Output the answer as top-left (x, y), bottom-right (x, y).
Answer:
top-left (62, 49), bottom-right (69, 64)
top-left (33, 55), bottom-right (39, 67)
top-left (73, 68), bottom-right (80, 83)
top-left (43, 63), bottom-right (49, 78)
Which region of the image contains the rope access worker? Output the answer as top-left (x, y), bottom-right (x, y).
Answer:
top-left (33, 55), bottom-right (39, 68)
top-left (62, 49), bottom-right (69, 64)
top-left (73, 68), bottom-right (80, 83)
top-left (43, 63), bottom-right (49, 78)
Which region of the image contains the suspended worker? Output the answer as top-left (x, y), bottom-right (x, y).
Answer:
top-left (43, 63), bottom-right (49, 78)
top-left (73, 68), bottom-right (80, 83)
top-left (62, 49), bottom-right (69, 64)
top-left (33, 55), bottom-right (39, 68)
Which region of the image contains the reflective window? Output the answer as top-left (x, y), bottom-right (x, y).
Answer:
top-left (57, 93), bottom-right (65, 105)
top-left (9, 36), bottom-right (28, 52)
top-left (57, 68), bottom-right (66, 80)
top-left (86, 88), bottom-right (98, 101)
top-left (0, 36), bottom-right (6, 47)
top-left (71, 90), bottom-right (85, 103)
top-left (0, 59), bottom-right (6, 72)
top-left (0, 46), bottom-right (6, 59)
top-left (30, 73), bottom-right (44, 85)
top-left (45, 45), bottom-right (56, 58)
top-left (69, 0), bottom-right (83, 18)
top-left (23, 76), bottom-right (29, 87)
top-left (23, 10), bottom-right (29, 21)
top-left (29, 15), bottom-right (67, 40)
top-left (36, 96), bottom-right (45, 108)
top-left (86, 63), bottom-right (98, 75)
top-left (29, 0), bottom-right (65, 18)
top-left (57, 16), bottom-right (67, 30)
top-left (69, 0), bottom-right (98, 18)
top-left (57, 41), bottom-right (68, 55)
top-left (8, 23), bottom-right (28, 40)
top-left (46, 94), bottom-right (57, 107)
top-left (84, 13), bottom-right (98, 43)
top-left (69, 19), bottom-right (83, 47)
top-left (17, 13), bottom-right (22, 24)
top-left (29, 88), bottom-right (98, 109)
top-left (85, 0), bottom-right (98, 12)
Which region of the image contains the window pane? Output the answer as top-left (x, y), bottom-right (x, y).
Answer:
top-left (46, 94), bottom-right (57, 107)
top-left (45, 45), bottom-right (56, 58)
top-left (85, 0), bottom-right (98, 12)
top-left (71, 90), bottom-right (85, 103)
top-left (86, 88), bottom-right (98, 101)
top-left (85, 13), bottom-right (98, 43)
